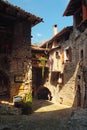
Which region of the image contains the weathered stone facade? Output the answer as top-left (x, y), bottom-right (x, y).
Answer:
top-left (43, 28), bottom-right (87, 108)
top-left (0, 0), bottom-right (42, 101)
top-left (9, 21), bottom-right (32, 100)
top-left (0, 19), bottom-right (32, 101)
top-left (41, 0), bottom-right (87, 108)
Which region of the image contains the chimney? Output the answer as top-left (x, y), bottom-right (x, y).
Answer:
top-left (53, 24), bottom-right (58, 36)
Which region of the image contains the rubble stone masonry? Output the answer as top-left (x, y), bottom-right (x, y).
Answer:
top-left (9, 21), bottom-right (32, 100)
top-left (0, 20), bottom-right (32, 101)
top-left (45, 28), bottom-right (87, 108)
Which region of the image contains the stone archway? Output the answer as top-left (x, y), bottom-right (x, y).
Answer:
top-left (0, 70), bottom-right (10, 100)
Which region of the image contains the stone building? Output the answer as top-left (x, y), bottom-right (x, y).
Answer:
top-left (0, 0), bottom-right (42, 101)
top-left (41, 0), bottom-right (87, 108)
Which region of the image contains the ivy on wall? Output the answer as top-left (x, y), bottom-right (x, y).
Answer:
top-left (40, 56), bottom-right (47, 78)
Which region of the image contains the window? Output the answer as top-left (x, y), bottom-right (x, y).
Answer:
top-left (55, 51), bottom-right (60, 59)
top-left (80, 49), bottom-right (83, 60)
top-left (64, 47), bottom-right (72, 63)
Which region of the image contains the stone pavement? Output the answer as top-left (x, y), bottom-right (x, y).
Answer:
top-left (0, 99), bottom-right (87, 130)
top-left (66, 108), bottom-right (87, 130)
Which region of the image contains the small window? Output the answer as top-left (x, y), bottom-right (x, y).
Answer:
top-left (80, 49), bottom-right (83, 60)
top-left (55, 51), bottom-right (60, 59)
top-left (64, 47), bottom-right (72, 62)
top-left (78, 75), bottom-right (81, 79)
top-left (66, 49), bottom-right (70, 61)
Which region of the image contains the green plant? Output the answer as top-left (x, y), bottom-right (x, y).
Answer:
top-left (22, 92), bottom-right (32, 115)
top-left (22, 102), bottom-right (32, 115)
top-left (25, 92), bottom-right (32, 103)
top-left (40, 56), bottom-right (46, 78)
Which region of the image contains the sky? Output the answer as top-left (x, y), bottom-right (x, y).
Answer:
top-left (8, 0), bottom-right (73, 45)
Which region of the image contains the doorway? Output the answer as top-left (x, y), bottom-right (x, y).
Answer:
top-left (32, 67), bottom-right (49, 97)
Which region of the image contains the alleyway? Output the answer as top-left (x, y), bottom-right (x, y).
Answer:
top-left (0, 99), bottom-right (87, 130)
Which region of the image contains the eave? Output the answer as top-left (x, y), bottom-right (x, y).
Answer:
top-left (41, 26), bottom-right (73, 48)
top-left (49, 46), bottom-right (61, 52)
top-left (31, 45), bottom-right (49, 52)
top-left (63, 0), bottom-right (82, 16)
top-left (0, 0), bottom-right (43, 27)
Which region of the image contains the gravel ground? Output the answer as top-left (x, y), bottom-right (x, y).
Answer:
top-left (0, 99), bottom-right (87, 130)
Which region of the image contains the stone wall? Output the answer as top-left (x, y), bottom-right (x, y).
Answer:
top-left (9, 21), bottom-right (32, 100)
top-left (0, 20), bottom-right (32, 101)
top-left (44, 28), bottom-right (87, 108)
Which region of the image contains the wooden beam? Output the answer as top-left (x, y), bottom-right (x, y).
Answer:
top-left (82, 0), bottom-right (87, 20)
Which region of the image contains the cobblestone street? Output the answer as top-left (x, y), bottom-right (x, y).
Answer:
top-left (0, 99), bottom-right (71, 130)
top-left (0, 100), bottom-right (86, 130)
top-left (0, 1), bottom-right (87, 130)
top-left (0, 99), bottom-right (87, 130)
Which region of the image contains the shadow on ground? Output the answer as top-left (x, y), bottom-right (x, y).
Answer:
top-left (1, 98), bottom-right (87, 130)
top-left (0, 107), bottom-right (73, 130)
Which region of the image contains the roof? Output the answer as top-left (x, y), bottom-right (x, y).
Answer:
top-left (0, 0), bottom-right (43, 27)
top-left (63, 0), bottom-right (82, 16)
top-left (41, 26), bottom-right (73, 48)
top-left (31, 44), bottom-right (49, 52)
